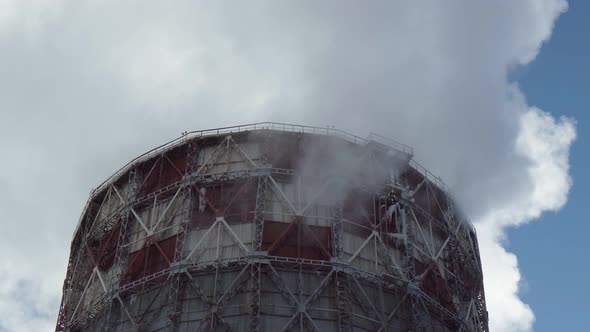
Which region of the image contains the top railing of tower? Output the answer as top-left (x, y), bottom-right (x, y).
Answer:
top-left (364, 131), bottom-right (449, 193)
top-left (190, 122), bottom-right (415, 154)
top-left (89, 122), bottom-right (415, 196)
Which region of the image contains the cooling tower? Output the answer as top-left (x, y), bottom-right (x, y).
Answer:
top-left (56, 123), bottom-right (488, 331)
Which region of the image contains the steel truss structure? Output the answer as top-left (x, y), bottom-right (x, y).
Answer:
top-left (56, 123), bottom-right (488, 332)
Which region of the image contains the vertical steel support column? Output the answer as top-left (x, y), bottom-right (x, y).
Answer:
top-left (168, 141), bottom-right (198, 329)
top-left (249, 175), bottom-right (267, 331)
top-left (332, 203), bottom-right (344, 261)
top-left (404, 204), bottom-right (432, 332)
top-left (249, 262), bottom-right (262, 332)
top-left (401, 204), bottom-right (423, 331)
top-left (64, 194), bottom-right (103, 329)
top-left (401, 205), bottom-right (413, 276)
top-left (105, 169), bottom-right (141, 330)
top-left (253, 175), bottom-right (267, 251)
top-left (167, 186), bottom-right (191, 328)
top-left (335, 270), bottom-right (353, 332)
top-left (333, 200), bottom-right (352, 330)
top-left (61, 236), bottom-right (93, 330)
top-left (56, 259), bottom-right (73, 330)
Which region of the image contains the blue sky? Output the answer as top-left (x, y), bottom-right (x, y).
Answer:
top-left (510, 1), bottom-right (589, 330)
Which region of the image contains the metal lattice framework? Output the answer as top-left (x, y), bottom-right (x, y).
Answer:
top-left (56, 123), bottom-right (488, 332)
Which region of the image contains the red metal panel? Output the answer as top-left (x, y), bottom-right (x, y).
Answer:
top-left (342, 220), bottom-right (372, 239)
top-left (223, 179), bottom-right (256, 224)
top-left (262, 220), bottom-right (332, 261)
top-left (343, 190), bottom-right (376, 226)
top-left (97, 224), bottom-right (120, 271)
top-left (85, 224), bottom-right (121, 272)
top-left (124, 236), bottom-right (176, 285)
top-left (192, 180), bottom-right (256, 228)
top-left (414, 259), bottom-right (454, 311)
top-left (139, 146), bottom-right (187, 197)
top-left (191, 185), bottom-right (223, 228)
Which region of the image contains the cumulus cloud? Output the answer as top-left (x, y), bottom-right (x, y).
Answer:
top-left (0, 1), bottom-right (574, 331)
top-left (476, 107), bottom-right (575, 331)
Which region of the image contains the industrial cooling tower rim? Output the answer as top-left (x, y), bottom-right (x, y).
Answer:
top-left (74, 122), bottom-right (468, 238)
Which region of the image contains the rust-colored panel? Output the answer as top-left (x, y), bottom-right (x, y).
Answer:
top-left (262, 220), bottom-right (332, 260)
top-left (223, 180), bottom-right (256, 224)
top-left (124, 236), bottom-right (176, 285)
top-left (139, 146), bottom-right (187, 197)
top-left (85, 223), bottom-right (121, 272)
top-left (343, 189), bottom-right (376, 225)
top-left (342, 220), bottom-right (372, 239)
top-left (400, 167), bottom-right (451, 228)
top-left (191, 180), bottom-right (256, 228)
top-left (137, 158), bottom-right (160, 197)
top-left (414, 259), bottom-right (454, 312)
top-left (97, 224), bottom-right (120, 271)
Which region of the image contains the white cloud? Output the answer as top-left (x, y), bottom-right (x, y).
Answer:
top-left (476, 106), bottom-right (576, 331)
top-left (0, 1), bottom-right (574, 331)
